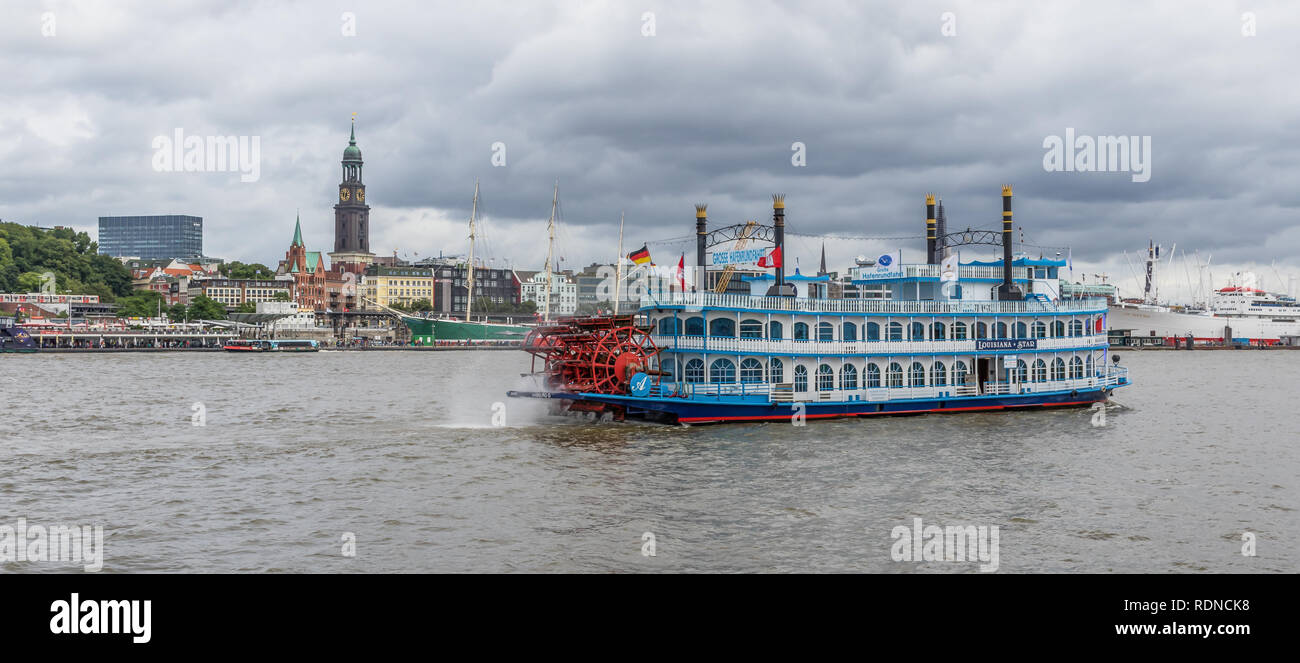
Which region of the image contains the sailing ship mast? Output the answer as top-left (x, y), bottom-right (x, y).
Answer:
top-left (542, 181), bottom-right (558, 322)
top-left (614, 212), bottom-right (624, 316)
top-left (465, 179), bottom-right (479, 323)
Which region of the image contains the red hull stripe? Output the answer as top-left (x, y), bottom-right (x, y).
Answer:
top-left (677, 400), bottom-right (1098, 423)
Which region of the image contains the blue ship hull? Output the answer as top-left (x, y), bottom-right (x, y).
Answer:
top-left (521, 386), bottom-right (1115, 425)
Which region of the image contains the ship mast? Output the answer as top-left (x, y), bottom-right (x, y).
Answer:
top-left (466, 179), bottom-right (479, 323)
top-left (614, 211), bottom-right (624, 316)
top-left (542, 181), bottom-right (558, 322)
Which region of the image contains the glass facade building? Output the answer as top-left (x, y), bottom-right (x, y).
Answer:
top-left (98, 215), bottom-right (203, 259)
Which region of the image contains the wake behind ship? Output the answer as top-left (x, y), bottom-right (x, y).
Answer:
top-left (508, 187), bottom-right (1130, 425)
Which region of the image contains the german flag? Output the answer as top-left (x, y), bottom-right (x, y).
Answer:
top-left (628, 245), bottom-right (651, 265)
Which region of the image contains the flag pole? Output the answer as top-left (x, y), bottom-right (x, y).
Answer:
top-left (614, 212), bottom-right (624, 316)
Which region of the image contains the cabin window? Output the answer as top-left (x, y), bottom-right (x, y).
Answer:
top-left (952, 322), bottom-right (968, 340)
top-left (769, 358), bottom-right (784, 383)
top-left (740, 358), bottom-right (764, 382)
top-left (995, 322), bottom-right (1008, 339)
top-left (660, 358), bottom-right (679, 380)
top-left (1070, 320), bottom-right (1084, 337)
top-left (794, 322), bottom-right (809, 340)
top-left (886, 362), bottom-right (904, 388)
top-left (910, 322), bottom-right (924, 340)
top-left (931, 361), bottom-right (947, 386)
top-left (1085, 355), bottom-right (1094, 377)
top-left (1069, 356), bottom-right (1084, 379)
top-left (794, 365), bottom-right (808, 392)
top-left (1033, 359), bottom-right (1047, 382)
top-left (842, 322), bottom-right (857, 342)
top-left (684, 316), bottom-right (705, 336)
top-left (975, 322), bottom-right (988, 339)
top-left (1051, 358), bottom-right (1066, 381)
top-left (710, 318), bottom-right (736, 337)
top-left (909, 362), bottom-right (926, 387)
top-left (684, 358), bottom-right (705, 383)
top-left (1052, 320), bottom-right (1065, 337)
top-left (841, 363), bottom-right (858, 390)
top-left (740, 319), bottom-right (764, 338)
top-left (710, 358), bottom-right (736, 383)
top-left (768, 321), bottom-right (783, 340)
top-left (1014, 322), bottom-right (1027, 339)
top-left (866, 363), bottom-right (882, 388)
top-left (932, 322), bottom-right (946, 340)
top-left (1033, 321), bottom-right (1047, 338)
top-left (657, 317), bottom-right (680, 335)
top-left (866, 322), bottom-right (881, 341)
top-left (817, 322), bottom-right (834, 341)
top-left (816, 364), bottom-right (835, 391)
top-left (887, 322), bottom-right (904, 341)
top-left (953, 361), bottom-right (969, 385)
top-left (1015, 359), bottom-right (1028, 382)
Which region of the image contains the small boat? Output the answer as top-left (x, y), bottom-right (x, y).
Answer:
top-left (0, 325), bottom-right (38, 353)
top-left (223, 339), bottom-right (320, 352)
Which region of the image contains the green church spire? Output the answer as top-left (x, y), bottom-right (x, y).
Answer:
top-left (292, 211), bottom-right (303, 247)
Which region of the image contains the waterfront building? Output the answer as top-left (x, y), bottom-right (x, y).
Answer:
top-left (193, 277), bottom-right (293, 308)
top-left (408, 258), bottom-right (521, 315)
top-left (519, 270), bottom-right (577, 315)
top-left (327, 122), bottom-right (375, 277)
top-left (363, 265), bottom-right (435, 309)
top-left (98, 215), bottom-right (203, 259)
top-left (276, 215), bottom-right (357, 312)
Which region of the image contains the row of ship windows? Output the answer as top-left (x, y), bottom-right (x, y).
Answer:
top-left (663, 356), bottom-right (1095, 389)
top-left (655, 317), bottom-right (1099, 341)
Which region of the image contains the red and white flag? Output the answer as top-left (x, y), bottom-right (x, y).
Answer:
top-left (757, 246), bottom-right (782, 269)
top-left (675, 254), bottom-right (686, 291)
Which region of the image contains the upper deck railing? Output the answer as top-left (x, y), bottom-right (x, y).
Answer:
top-left (642, 291), bottom-right (1108, 315)
top-left (851, 264), bottom-right (1034, 281)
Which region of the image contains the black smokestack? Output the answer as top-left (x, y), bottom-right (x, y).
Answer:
top-left (996, 185), bottom-right (1024, 301)
top-left (695, 204), bottom-right (707, 292)
top-left (926, 193), bottom-right (936, 264)
top-left (935, 197), bottom-right (947, 259)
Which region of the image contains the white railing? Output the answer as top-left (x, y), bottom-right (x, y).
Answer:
top-left (652, 334), bottom-right (1109, 355)
top-left (641, 291), bottom-right (1106, 315)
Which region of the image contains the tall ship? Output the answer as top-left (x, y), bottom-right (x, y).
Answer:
top-left (509, 187), bottom-right (1130, 424)
top-left (1107, 242), bottom-right (1300, 344)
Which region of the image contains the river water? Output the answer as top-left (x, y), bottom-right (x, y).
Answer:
top-left (1, 349), bottom-right (1296, 573)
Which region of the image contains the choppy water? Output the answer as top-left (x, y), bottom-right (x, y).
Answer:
top-left (1, 349), bottom-right (1296, 573)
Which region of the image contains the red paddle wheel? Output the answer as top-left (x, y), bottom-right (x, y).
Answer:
top-left (522, 315), bottom-right (660, 395)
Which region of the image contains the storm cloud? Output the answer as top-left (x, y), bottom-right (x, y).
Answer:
top-left (3, 0), bottom-right (1297, 301)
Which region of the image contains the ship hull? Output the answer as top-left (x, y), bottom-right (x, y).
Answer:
top-left (402, 316), bottom-right (531, 343)
top-left (1108, 305), bottom-right (1300, 343)
top-left (514, 386), bottom-right (1114, 425)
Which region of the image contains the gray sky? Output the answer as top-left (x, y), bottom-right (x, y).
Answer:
top-left (4, 0), bottom-right (1298, 301)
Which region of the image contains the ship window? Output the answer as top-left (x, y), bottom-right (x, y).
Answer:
top-left (886, 362), bottom-right (904, 388)
top-left (769, 358), bottom-right (784, 383)
top-left (794, 322), bottom-right (809, 340)
top-left (740, 358), bottom-right (764, 382)
top-left (1070, 320), bottom-right (1084, 337)
top-left (1014, 322), bottom-right (1027, 339)
top-left (866, 363), bottom-right (881, 388)
top-left (794, 365), bottom-right (808, 392)
top-left (1052, 320), bottom-right (1065, 337)
top-left (953, 361), bottom-right (969, 385)
top-left (709, 318), bottom-right (736, 337)
top-left (740, 319), bottom-right (763, 338)
top-left (684, 359), bottom-right (705, 383)
top-left (710, 358), bottom-right (736, 383)
top-left (975, 322), bottom-right (988, 339)
top-left (931, 361), bottom-right (947, 386)
top-left (842, 322), bottom-right (857, 341)
top-left (1069, 356), bottom-right (1084, 379)
top-left (932, 322), bottom-right (946, 340)
top-left (952, 322), bottom-right (968, 340)
top-left (866, 322), bottom-right (880, 341)
top-left (995, 322), bottom-right (1008, 339)
top-left (909, 362), bottom-right (926, 387)
top-left (685, 316), bottom-right (705, 336)
top-left (910, 322), bottom-right (924, 340)
top-left (1033, 321), bottom-right (1046, 338)
top-left (887, 322), bottom-right (903, 341)
top-left (817, 322), bottom-right (834, 341)
top-left (1051, 358), bottom-right (1066, 381)
top-left (1085, 355), bottom-right (1093, 376)
top-left (660, 357), bottom-right (679, 380)
top-left (1015, 359), bottom-right (1028, 382)
top-left (841, 364), bottom-right (858, 390)
top-left (657, 317), bottom-right (680, 335)
top-left (1033, 359), bottom-right (1047, 382)
top-left (768, 321), bottom-right (783, 340)
top-left (816, 364), bottom-right (835, 391)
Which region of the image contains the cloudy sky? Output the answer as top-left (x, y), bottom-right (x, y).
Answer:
top-left (4, 0), bottom-right (1298, 302)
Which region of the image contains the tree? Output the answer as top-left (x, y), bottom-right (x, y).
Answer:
top-left (0, 222), bottom-right (132, 297)
top-left (168, 303), bottom-right (188, 320)
top-left (272, 292), bottom-right (291, 302)
top-left (410, 298), bottom-right (433, 313)
top-left (234, 301), bottom-right (257, 313)
top-left (116, 290), bottom-right (166, 318)
top-left (187, 294), bottom-right (227, 320)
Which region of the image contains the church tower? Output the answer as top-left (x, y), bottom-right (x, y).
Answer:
top-left (328, 119), bottom-right (375, 275)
